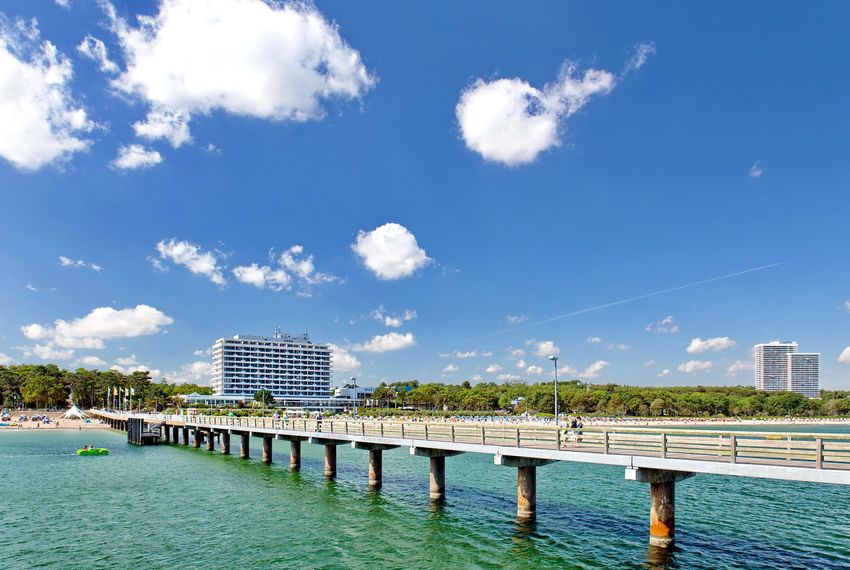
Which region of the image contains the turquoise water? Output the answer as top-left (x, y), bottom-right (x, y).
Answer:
top-left (1, 428), bottom-right (849, 569)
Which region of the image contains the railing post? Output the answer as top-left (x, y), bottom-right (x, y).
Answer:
top-left (730, 435), bottom-right (737, 464)
top-left (816, 437), bottom-right (824, 469)
top-left (451, 425), bottom-right (455, 442)
top-left (401, 423), bottom-right (405, 439)
top-left (481, 426), bottom-right (485, 445)
top-left (425, 425), bottom-right (429, 440)
top-left (380, 423), bottom-right (384, 438)
top-left (345, 421), bottom-right (349, 434)
top-left (661, 433), bottom-right (667, 458)
top-left (603, 431), bottom-right (609, 454)
top-left (555, 429), bottom-right (560, 450)
top-left (361, 422), bottom-right (365, 436)
top-left (516, 428), bottom-right (521, 448)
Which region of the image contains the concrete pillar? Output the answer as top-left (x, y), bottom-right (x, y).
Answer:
top-left (221, 432), bottom-right (231, 455)
top-left (206, 431), bottom-right (215, 451)
top-left (625, 467), bottom-right (694, 549)
top-left (290, 439), bottom-right (301, 470)
top-left (172, 425), bottom-right (179, 444)
top-left (369, 449), bottom-right (382, 488)
top-left (163, 426), bottom-right (171, 443)
top-left (429, 456), bottom-right (445, 500)
top-left (193, 429), bottom-right (201, 448)
top-left (240, 433), bottom-right (250, 459)
top-left (182, 427), bottom-right (189, 445)
top-left (262, 436), bottom-right (272, 464)
top-left (325, 444), bottom-right (337, 478)
top-left (517, 465), bottom-right (537, 519)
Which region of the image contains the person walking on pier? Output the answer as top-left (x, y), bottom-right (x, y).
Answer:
top-left (316, 413), bottom-right (323, 433)
top-left (575, 416), bottom-right (584, 444)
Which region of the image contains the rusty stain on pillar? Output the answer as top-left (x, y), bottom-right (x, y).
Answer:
top-left (290, 439), bottom-right (301, 470)
top-left (429, 456), bottom-right (446, 500)
top-left (517, 465), bottom-right (537, 519)
top-left (221, 431), bottom-right (230, 455)
top-left (625, 467), bottom-right (694, 549)
top-left (369, 449), bottom-right (383, 488)
top-left (325, 445), bottom-right (337, 478)
top-left (262, 436), bottom-right (272, 464)
top-left (240, 432), bottom-right (250, 459)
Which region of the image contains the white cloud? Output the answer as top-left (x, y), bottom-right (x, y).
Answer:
top-left (59, 255), bottom-right (102, 272)
top-left (646, 315), bottom-right (678, 334)
top-left (0, 18), bottom-right (94, 170)
top-left (21, 304), bottom-right (173, 350)
top-left (115, 354), bottom-right (138, 366)
top-left (442, 363), bottom-right (459, 374)
top-left (329, 343), bottom-right (360, 372)
top-left (0, 353), bottom-right (13, 365)
top-left (103, 0), bottom-right (374, 152)
top-left (532, 340), bottom-right (560, 357)
top-left (587, 336), bottom-right (602, 344)
top-left (352, 332), bottom-right (416, 353)
top-left (111, 144), bottom-right (162, 170)
top-left (439, 350), bottom-right (492, 359)
top-left (526, 365), bottom-right (544, 375)
top-left (485, 363), bottom-right (502, 373)
top-left (132, 108), bottom-right (191, 148)
top-left (579, 360), bottom-right (608, 379)
top-left (657, 369), bottom-right (670, 378)
top-left (278, 245), bottom-right (338, 285)
top-left (155, 239), bottom-right (225, 286)
top-left (838, 347), bottom-right (850, 365)
top-left (25, 284), bottom-right (38, 292)
top-left (749, 161), bottom-right (764, 179)
top-left (55, 0), bottom-right (70, 8)
top-left (843, 300), bottom-right (850, 313)
top-left (558, 364), bottom-right (578, 376)
top-left (193, 348), bottom-right (210, 356)
top-left (624, 42), bottom-right (656, 74)
top-left (160, 360), bottom-right (210, 384)
top-left (516, 359), bottom-right (527, 369)
top-left (352, 223), bottom-right (431, 280)
top-left (112, 363), bottom-right (162, 380)
top-left (505, 315), bottom-right (528, 325)
top-left (727, 360), bottom-right (754, 376)
top-left (677, 360), bottom-right (713, 373)
top-left (76, 35), bottom-right (118, 73)
top-left (371, 307), bottom-right (417, 328)
top-left (497, 373), bottom-right (522, 382)
top-left (456, 61), bottom-right (616, 166)
top-left (509, 348), bottom-right (525, 359)
top-left (78, 355), bottom-right (107, 367)
top-left (30, 344), bottom-right (74, 360)
top-left (232, 263), bottom-right (290, 291)
top-left (687, 337), bottom-right (736, 354)
top-left (608, 343), bottom-right (629, 351)
top-left (643, 359), bottom-right (656, 367)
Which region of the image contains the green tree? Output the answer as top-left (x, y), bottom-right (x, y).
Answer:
top-left (254, 389), bottom-right (275, 406)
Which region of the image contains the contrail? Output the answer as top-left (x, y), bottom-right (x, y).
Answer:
top-left (469, 262), bottom-right (787, 341)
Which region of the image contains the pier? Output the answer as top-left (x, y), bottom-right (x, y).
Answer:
top-left (93, 411), bottom-right (850, 549)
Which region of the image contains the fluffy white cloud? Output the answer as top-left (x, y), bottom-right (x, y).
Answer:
top-left (132, 108), bottom-right (191, 148)
top-left (643, 359), bottom-right (656, 367)
top-left (497, 373), bottom-right (522, 382)
top-left (844, 300), bottom-right (850, 313)
top-left (22, 304), bottom-right (173, 349)
top-left (526, 365), bottom-right (544, 375)
top-left (78, 355), bottom-right (107, 367)
top-left (587, 336), bottom-right (602, 344)
top-left (608, 343), bottom-right (629, 351)
top-left (687, 337), bottom-right (736, 354)
top-left (749, 161), bottom-right (764, 179)
top-left (112, 363), bottom-right (162, 379)
top-left (352, 332), bottom-right (416, 353)
top-left (624, 42), bottom-right (656, 74)
top-left (456, 62), bottom-right (615, 166)
top-left (838, 347), bottom-right (850, 364)
top-left (0, 18), bottom-right (94, 170)
top-left (111, 144), bottom-right (162, 170)
top-left (155, 239), bottom-right (226, 285)
top-left (55, 0), bottom-right (70, 8)
top-left (59, 256), bottom-right (102, 272)
top-left (646, 315), bottom-right (678, 334)
top-left (103, 0), bottom-right (374, 149)
top-left (371, 307), bottom-right (417, 328)
top-left (678, 360), bottom-right (713, 373)
top-left (532, 340), bottom-right (560, 358)
top-left (516, 359), bottom-right (527, 369)
top-left (76, 35), bottom-right (118, 73)
top-left (26, 284), bottom-right (38, 292)
top-left (232, 263), bottom-right (290, 291)
top-left (505, 315), bottom-right (528, 325)
top-left (328, 343), bottom-right (360, 372)
top-left (439, 350), bottom-right (492, 359)
top-left (443, 364), bottom-right (459, 374)
top-left (727, 360), bottom-right (754, 376)
top-left (579, 360), bottom-right (608, 379)
top-left (657, 369), bottom-right (670, 378)
top-left (115, 354), bottom-right (138, 366)
top-left (0, 353), bottom-right (13, 365)
top-left (30, 344), bottom-right (74, 360)
top-left (278, 245), bottom-right (338, 285)
top-left (352, 223), bottom-right (431, 280)
top-left (509, 348), bottom-right (525, 359)
top-left (485, 363), bottom-right (502, 373)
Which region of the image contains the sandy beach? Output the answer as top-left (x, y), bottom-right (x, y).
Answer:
top-left (0, 411), bottom-right (110, 431)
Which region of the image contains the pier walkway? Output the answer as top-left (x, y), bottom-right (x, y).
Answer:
top-left (93, 411), bottom-right (850, 548)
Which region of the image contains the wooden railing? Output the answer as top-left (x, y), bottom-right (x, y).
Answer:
top-left (182, 415), bottom-right (850, 470)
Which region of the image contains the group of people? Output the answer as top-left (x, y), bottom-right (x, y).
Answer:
top-left (562, 416), bottom-right (584, 445)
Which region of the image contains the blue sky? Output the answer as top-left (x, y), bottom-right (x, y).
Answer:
top-left (1, 0), bottom-right (849, 389)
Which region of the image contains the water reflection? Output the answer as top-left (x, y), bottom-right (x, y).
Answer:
top-left (643, 544), bottom-right (678, 569)
top-left (510, 517), bottom-right (539, 559)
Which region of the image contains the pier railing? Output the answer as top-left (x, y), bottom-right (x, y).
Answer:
top-left (186, 415), bottom-right (850, 470)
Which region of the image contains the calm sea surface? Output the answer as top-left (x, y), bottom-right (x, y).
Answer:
top-left (1, 426), bottom-right (849, 569)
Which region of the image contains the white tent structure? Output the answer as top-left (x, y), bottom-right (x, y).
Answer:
top-left (62, 405), bottom-right (88, 420)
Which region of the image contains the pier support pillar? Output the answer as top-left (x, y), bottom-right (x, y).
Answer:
top-left (163, 425), bottom-right (171, 443)
top-left (172, 425), bottom-right (179, 444)
top-left (625, 468), bottom-right (695, 548)
top-left (221, 432), bottom-right (230, 455)
top-left (494, 456), bottom-right (555, 519)
top-left (369, 450), bottom-right (383, 488)
top-left (262, 436), bottom-right (272, 464)
top-left (240, 432), bottom-right (250, 459)
top-left (324, 445), bottom-right (337, 478)
top-left (290, 439), bottom-right (301, 470)
top-left (411, 447), bottom-right (465, 501)
top-left (206, 431), bottom-right (215, 451)
top-left (182, 427), bottom-right (189, 445)
top-left (193, 429), bottom-right (201, 448)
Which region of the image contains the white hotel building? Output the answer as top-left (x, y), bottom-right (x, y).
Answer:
top-left (754, 342), bottom-right (820, 398)
top-left (208, 329), bottom-right (350, 410)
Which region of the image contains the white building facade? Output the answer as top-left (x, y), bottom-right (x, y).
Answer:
top-left (754, 342), bottom-right (820, 398)
top-left (211, 330), bottom-right (332, 406)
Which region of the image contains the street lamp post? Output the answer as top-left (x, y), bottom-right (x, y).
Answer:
top-left (549, 355), bottom-right (559, 422)
top-left (351, 376), bottom-right (357, 416)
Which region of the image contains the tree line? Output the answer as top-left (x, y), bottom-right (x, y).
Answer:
top-left (367, 380), bottom-right (850, 417)
top-left (0, 364), bottom-right (211, 410)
